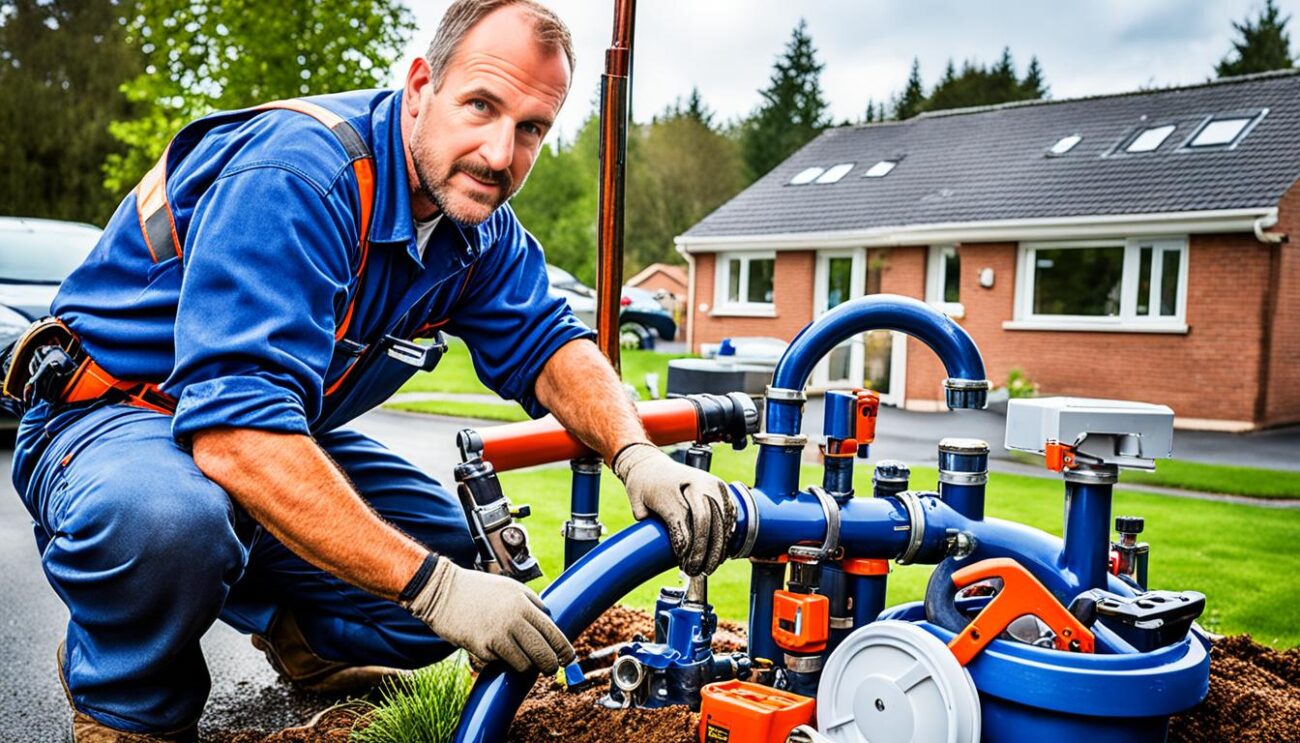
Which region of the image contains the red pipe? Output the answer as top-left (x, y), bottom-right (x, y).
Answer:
top-left (478, 398), bottom-right (697, 472)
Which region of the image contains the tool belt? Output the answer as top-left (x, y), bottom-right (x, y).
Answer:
top-left (0, 318), bottom-right (176, 417)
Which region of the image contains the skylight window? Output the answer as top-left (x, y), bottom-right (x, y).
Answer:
top-left (789, 166), bottom-right (825, 185)
top-left (814, 163), bottom-right (854, 184)
top-left (1125, 125), bottom-right (1176, 153)
top-left (863, 160), bottom-right (897, 178)
top-left (1188, 117), bottom-right (1253, 148)
top-left (1048, 134), bottom-right (1082, 156)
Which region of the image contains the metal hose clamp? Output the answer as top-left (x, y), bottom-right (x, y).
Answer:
top-left (730, 482), bottom-right (760, 559)
top-left (753, 432), bottom-right (808, 447)
top-left (888, 490), bottom-right (927, 565)
top-left (765, 385), bottom-right (807, 402)
top-left (937, 470), bottom-right (988, 486)
top-left (788, 485), bottom-right (841, 562)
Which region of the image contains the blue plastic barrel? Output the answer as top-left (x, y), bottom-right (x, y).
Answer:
top-left (879, 602), bottom-right (1210, 742)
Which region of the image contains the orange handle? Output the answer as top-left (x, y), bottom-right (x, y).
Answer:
top-left (946, 557), bottom-right (1094, 665)
top-left (477, 398), bottom-right (700, 472)
top-left (854, 389), bottom-right (880, 445)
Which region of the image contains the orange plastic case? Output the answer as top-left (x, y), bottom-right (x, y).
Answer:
top-left (699, 680), bottom-right (816, 743)
top-left (771, 590), bottom-right (829, 653)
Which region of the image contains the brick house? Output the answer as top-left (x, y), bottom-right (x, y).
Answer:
top-left (675, 71), bottom-right (1300, 430)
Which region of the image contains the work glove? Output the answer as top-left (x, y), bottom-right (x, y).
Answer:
top-left (403, 556), bottom-right (574, 674)
top-left (613, 442), bottom-right (736, 576)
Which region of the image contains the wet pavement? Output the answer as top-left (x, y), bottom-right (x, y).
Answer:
top-left (0, 410), bottom-right (497, 741)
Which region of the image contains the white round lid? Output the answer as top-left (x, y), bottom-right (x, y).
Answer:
top-left (815, 621), bottom-right (980, 743)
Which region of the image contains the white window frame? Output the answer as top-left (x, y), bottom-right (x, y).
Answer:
top-left (926, 244), bottom-right (965, 319)
top-left (1005, 237), bottom-right (1189, 333)
top-left (712, 251), bottom-right (777, 317)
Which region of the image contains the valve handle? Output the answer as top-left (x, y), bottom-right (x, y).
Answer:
top-left (946, 557), bottom-right (1095, 665)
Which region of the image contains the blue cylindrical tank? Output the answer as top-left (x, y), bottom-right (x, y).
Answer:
top-left (878, 602), bottom-right (1210, 742)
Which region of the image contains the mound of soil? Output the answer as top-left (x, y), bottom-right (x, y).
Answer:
top-left (1169, 634), bottom-right (1300, 742)
top-left (214, 608), bottom-right (1300, 743)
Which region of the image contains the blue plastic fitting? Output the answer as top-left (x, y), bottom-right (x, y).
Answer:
top-left (937, 438), bottom-right (989, 521)
top-left (563, 458), bottom-right (602, 568)
top-left (1063, 473), bottom-right (1116, 592)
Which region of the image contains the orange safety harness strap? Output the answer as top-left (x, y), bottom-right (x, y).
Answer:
top-left (134, 98), bottom-right (377, 341)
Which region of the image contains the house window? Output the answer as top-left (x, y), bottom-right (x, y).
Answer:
top-left (1185, 111), bottom-right (1264, 149)
top-left (1125, 125), bottom-right (1176, 153)
top-left (814, 163), bottom-right (854, 184)
top-left (715, 252), bottom-right (776, 315)
top-left (1009, 238), bottom-right (1188, 332)
top-left (927, 245), bottom-right (963, 317)
top-left (789, 167), bottom-right (824, 185)
top-left (1048, 134), bottom-right (1082, 156)
top-left (863, 160), bottom-right (897, 178)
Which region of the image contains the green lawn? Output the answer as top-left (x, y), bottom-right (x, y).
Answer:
top-left (387, 399), bottom-right (531, 422)
top-left (1009, 450), bottom-right (1300, 499)
top-left (396, 336), bottom-right (689, 400)
top-left (498, 446), bottom-right (1300, 648)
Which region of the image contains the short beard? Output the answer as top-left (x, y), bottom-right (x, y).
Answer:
top-left (412, 144), bottom-right (519, 227)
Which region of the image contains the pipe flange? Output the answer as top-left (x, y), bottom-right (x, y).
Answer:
top-left (730, 482), bottom-right (760, 560)
top-left (937, 470), bottom-right (988, 486)
top-left (561, 518), bottom-right (603, 541)
top-left (888, 490), bottom-right (927, 565)
top-left (754, 432), bottom-right (808, 448)
top-left (765, 385), bottom-right (807, 403)
top-left (570, 457), bottom-right (602, 475)
top-left (783, 653), bottom-right (825, 673)
top-left (829, 616), bottom-right (854, 630)
top-left (1063, 464), bottom-right (1119, 485)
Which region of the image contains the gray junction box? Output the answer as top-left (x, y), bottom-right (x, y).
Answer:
top-left (1004, 397), bottom-right (1175, 471)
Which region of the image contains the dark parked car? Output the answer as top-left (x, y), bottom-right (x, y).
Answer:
top-left (545, 264), bottom-right (676, 350)
top-left (1, 217), bottom-right (102, 425)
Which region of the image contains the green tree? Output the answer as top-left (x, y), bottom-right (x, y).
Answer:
top-left (104, 0), bottom-right (414, 194)
top-left (510, 114), bottom-right (600, 284)
top-left (0, 0), bottom-right (142, 224)
top-left (893, 58), bottom-right (926, 119)
top-left (625, 100), bottom-right (746, 275)
top-left (922, 50), bottom-right (1047, 113)
top-left (740, 19), bottom-right (830, 180)
top-left (1216, 0), bottom-right (1294, 77)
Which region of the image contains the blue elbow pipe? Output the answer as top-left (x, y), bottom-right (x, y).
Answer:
top-left (765, 296), bottom-right (988, 439)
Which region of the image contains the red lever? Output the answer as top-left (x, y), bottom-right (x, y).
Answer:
top-left (946, 557), bottom-right (1095, 665)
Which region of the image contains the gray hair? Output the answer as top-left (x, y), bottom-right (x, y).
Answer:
top-left (425, 0), bottom-right (575, 91)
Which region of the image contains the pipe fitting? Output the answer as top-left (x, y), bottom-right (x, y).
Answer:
top-left (889, 490), bottom-right (927, 565)
top-left (943, 378), bottom-right (992, 410)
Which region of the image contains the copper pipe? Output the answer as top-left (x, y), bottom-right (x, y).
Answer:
top-left (595, 0), bottom-right (636, 372)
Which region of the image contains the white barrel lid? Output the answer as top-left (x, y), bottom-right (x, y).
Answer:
top-left (816, 621), bottom-right (980, 743)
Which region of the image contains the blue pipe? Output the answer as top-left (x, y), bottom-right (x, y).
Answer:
top-left (563, 459), bottom-right (602, 568)
top-left (1063, 476), bottom-right (1115, 592)
top-left (764, 295), bottom-right (988, 441)
top-left (849, 573), bottom-right (888, 626)
top-left (747, 559), bottom-right (786, 664)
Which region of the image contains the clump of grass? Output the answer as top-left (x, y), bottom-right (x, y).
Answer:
top-left (351, 652), bottom-right (473, 743)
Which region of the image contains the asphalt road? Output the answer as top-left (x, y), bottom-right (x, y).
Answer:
top-left (0, 409), bottom-right (494, 741)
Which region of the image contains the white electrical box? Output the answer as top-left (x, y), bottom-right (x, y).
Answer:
top-left (1005, 397), bottom-right (1174, 470)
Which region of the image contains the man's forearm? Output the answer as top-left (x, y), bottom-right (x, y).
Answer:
top-left (534, 339), bottom-right (648, 464)
top-left (192, 427), bottom-right (427, 600)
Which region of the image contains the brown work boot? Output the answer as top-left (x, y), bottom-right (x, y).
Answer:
top-left (58, 642), bottom-right (197, 742)
top-left (251, 609), bottom-right (409, 694)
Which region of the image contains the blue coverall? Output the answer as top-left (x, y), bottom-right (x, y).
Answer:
top-left (10, 89), bottom-right (593, 733)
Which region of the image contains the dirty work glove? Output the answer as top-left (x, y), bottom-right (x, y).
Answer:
top-left (402, 555), bottom-right (574, 674)
top-left (613, 442), bottom-right (736, 576)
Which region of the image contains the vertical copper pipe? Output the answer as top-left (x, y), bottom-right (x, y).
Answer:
top-left (595, 0), bottom-right (636, 372)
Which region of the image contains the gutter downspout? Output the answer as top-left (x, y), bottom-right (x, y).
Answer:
top-left (1252, 212), bottom-right (1287, 426)
top-left (675, 239), bottom-right (695, 352)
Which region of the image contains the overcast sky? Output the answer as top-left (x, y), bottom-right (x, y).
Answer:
top-left (388, 1), bottom-right (1300, 141)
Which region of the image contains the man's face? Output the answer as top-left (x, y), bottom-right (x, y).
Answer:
top-left (403, 6), bottom-right (570, 226)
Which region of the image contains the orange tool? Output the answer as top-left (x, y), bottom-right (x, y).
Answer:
top-left (841, 557), bottom-right (890, 576)
top-left (853, 389), bottom-right (880, 445)
top-left (946, 557), bottom-right (1095, 665)
top-left (699, 680), bottom-right (815, 743)
top-left (1044, 440), bottom-right (1078, 472)
top-left (771, 590), bottom-right (830, 653)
